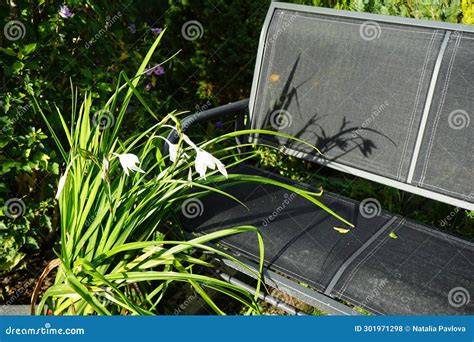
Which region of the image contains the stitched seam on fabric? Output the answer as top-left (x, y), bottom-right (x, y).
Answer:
top-left (330, 292), bottom-right (387, 315)
top-left (402, 219), bottom-right (474, 248)
top-left (293, 12), bottom-right (446, 36)
top-left (419, 32), bottom-right (462, 185)
top-left (255, 11), bottom-right (283, 131)
top-left (417, 182), bottom-right (472, 200)
top-left (419, 41), bottom-right (457, 183)
top-left (304, 152), bottom-right (403, 180)
top-left (338, 218), bottom-right (406, 295)
top-left (221, 197), bottom-right (393, 292)
top-left (324, 216), bottom-right (397, 295)
top-left (332, 216), bottom-right (473, 309)
top-left (396, 30), bottom-right (438, 181)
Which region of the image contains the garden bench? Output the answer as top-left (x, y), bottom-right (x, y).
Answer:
top-left (172, 3), bottom-right (474, 315)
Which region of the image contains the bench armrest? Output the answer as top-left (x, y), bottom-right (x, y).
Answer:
top-left (164, 98), bottom-right (249, 155)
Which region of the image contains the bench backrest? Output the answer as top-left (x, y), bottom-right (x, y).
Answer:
top-left (249, 2), bottom-right (474, 210)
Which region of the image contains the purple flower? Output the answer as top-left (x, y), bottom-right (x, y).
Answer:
top-left (145, 82), bottom-right (152, 91)
top-left (128, 23), bottom-right (137, 34)
top-left (145, 64), bottom-right (156, 76)
top-left (59, 5), bottom-right (73, 18)
top-left (215, 121), bottom-right (224, 128)
top-left (146, 63), bottom-right (165, 77)
top-left (154, 65), bottom-right (165, 76)
top-left (151, 27), bottom-right (162, 35)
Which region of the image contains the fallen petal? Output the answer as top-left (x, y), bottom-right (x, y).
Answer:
top-left (333, 227), bottom-right (350, 234)
top-left (388, 232), bottom-right (398, 239)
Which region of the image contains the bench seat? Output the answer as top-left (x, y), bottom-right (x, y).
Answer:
top-left (180, 163), bottom-right (474, 315)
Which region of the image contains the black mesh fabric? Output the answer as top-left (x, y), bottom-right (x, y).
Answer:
top-left (179, 164), bottom-right (474, 315)
top-left (411, 33), bottom-right (474, 202)
top-left (252, 10), bottom-right (442, 181)
top-left (331, 218), bottom-right (474, 315)
top-left (181, 164), bottom-right (391, 291)
top-left (250, 8), bottom-right (473, 207)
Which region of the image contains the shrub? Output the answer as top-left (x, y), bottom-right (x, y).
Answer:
top-left (0, 107), bottom-right (58, 271)
top-left (462, 0), bottom-right (474, 24)
top-left (0, 0), bottom-right (267, 274)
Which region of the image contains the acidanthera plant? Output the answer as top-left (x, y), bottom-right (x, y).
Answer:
top-left (31, 31), bottom-right (353, 315)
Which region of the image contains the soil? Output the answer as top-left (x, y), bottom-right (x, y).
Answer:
top-left (0, 250), bottom-right (57, 307)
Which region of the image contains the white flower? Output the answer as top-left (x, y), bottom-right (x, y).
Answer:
top-left (56, 170), bottom-right (68, 199)
top-left (165, 140), bottom-right (179, 163)
top-left (113, 153), bottom-right (145, 176)
top-left (182, 134), bottom-right (198, 150)
top-left (177, 133), bottom-right (227, 179)
top-left (101, 157), bottom-right (109, 180)
top-left (188, 168), bottom-right (193, 183)
top-left (194, 149), bottom-right (227, 179)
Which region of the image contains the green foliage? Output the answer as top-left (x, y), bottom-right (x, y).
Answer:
top-left (0, 107), bottom-right (58, 271)
top-left (0, 0), bottom-right (163, 274)
top-left (0, 0), bottom-right (268, 275)
top-left (293, 0), bottom-right (465, 22)
top-left (161, 0), bottom-right (268, 105)
top-left (462, 0), bottom-right (474, 24)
